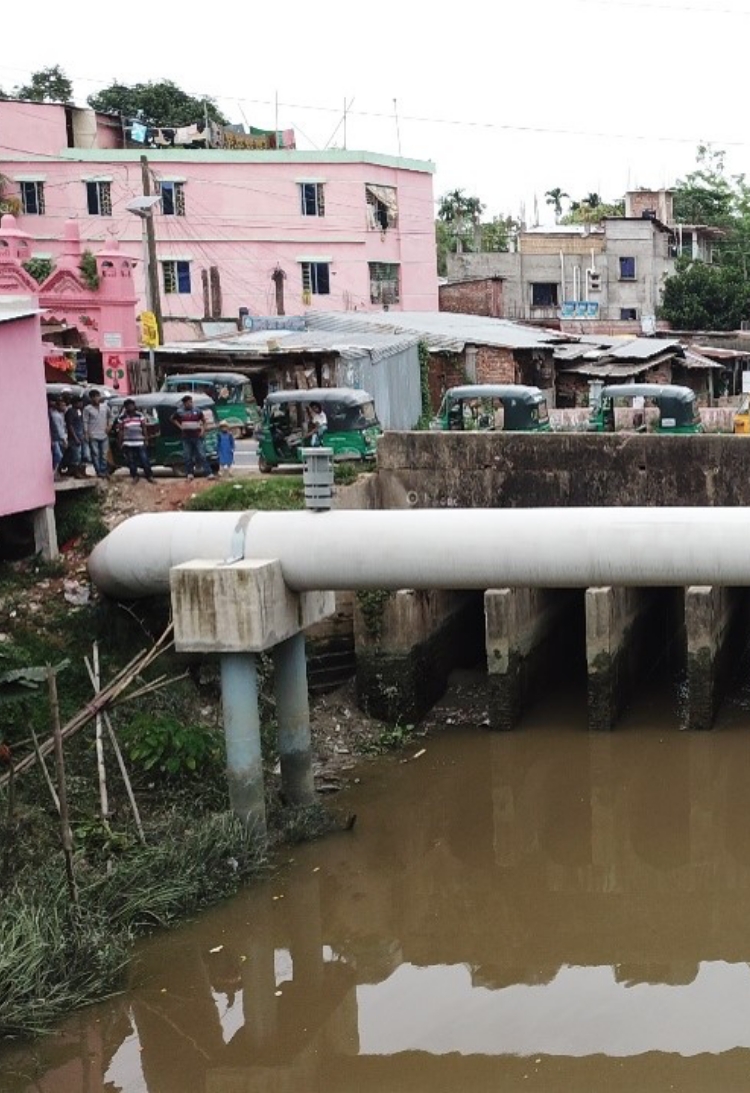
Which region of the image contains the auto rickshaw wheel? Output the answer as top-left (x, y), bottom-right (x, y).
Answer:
top-left (258, 455), bottom-right (274, 474)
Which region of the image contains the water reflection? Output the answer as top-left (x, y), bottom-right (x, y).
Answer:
top-left (8, 715), bottom-right (750, 1091)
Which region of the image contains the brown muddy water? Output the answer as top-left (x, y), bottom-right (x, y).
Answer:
top-left (6, 674), bottom-right (750, 1093)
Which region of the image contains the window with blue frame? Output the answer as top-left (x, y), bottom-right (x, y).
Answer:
top-left (159, 181), bottom-right (186, 216)
top-left (162, 260), bottom-right (192, 294)
top-left (619, 256), bottom-right (636, 280)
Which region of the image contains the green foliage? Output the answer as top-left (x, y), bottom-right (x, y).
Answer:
top-left (55, 490), bottom-right (107, 549)
top-left (560, 194), bottom-right (625, 225)
top-left (660, 259), bottom-right (750, 330)
top-left (361, 720), bottom-right (418, 755)
top-left (13, 65), bottom-right (72, 104)
top-left (417, 340), bottom-right (432, 426)
top-left (356, 589), bottom-right (393, 642)
top-left (184, 477), bottom-right (305, 511)
top-left (545, 187), bottom-right (569, 221)
top-left (119, 712), bottom-right (223, 779)
top-left (0, 812), bottom-right (266, 1038)
top-left (87, 79), bottom-right (228, 127)
top-left (22, 257), bottom-right (54, 284)
top-left (0, 173), bottom-right (21, 216)
top-left (78, 249), bottom-right (100, 291)
top-left (673, 144), bottom-right (734, 227)
top-left (334, 462), bottom-right (359, 486)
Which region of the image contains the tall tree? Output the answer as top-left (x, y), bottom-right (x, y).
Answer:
top-left (673, 144), bottom-right (733, 227)
top-left (545, 187), bottom-right (569, 222)
top-left (660, 259), bottom-right (750, 330)
top-left (437, 189), bottom-right (486, 254)
top-left (561, 196), bottom-right (624, 225)
top-left (14, 66), bottom-right (72, 103)
top-left (87, 80), bottom-right (227, 127)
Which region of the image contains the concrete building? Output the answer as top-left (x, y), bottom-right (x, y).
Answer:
top-left (0, 101), bottom-right (439, 341)
top-left (0, 296), bottom-right (56, 559)
top-left (445, 189), bottom-right (721, 333)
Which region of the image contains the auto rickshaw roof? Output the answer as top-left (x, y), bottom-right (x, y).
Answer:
top-left (164, 372), bottom-right (250, 385)
top-left (599, 383), bottom-right (697, 403)
top-left (444, 384), bottom-right (546, 404)
top-left (109, 392), bottom-right (216, 409)
top-left (46, 383), bottom-right (118, 400)
top-left (265, 388), bottom-right (374, 407)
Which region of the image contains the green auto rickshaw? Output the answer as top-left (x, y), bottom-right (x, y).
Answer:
top-left (162, 372), bottom-right (261, 437)
top-left (109, 393), bottom-right (220, 475)
top-left (256, 388), bottom-right (382, 473)
top-left (432, 384), bottom-right (551, 432)
top-left (588, 384), bottom-right (703, 434)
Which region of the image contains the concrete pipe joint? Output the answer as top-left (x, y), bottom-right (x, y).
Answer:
top-left (88, 508), bottom-right (750, 599)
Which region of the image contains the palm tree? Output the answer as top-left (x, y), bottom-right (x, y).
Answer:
top-left (545, 187), bottom-right (569, 223)
top-left (584, 192), bottom-right (602, 209)
top-left (437, 189), bottom-right (486, 252)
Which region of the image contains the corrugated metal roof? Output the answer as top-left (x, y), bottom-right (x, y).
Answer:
top-left (156, 327), bottom-right (419, 364)
top-left (682, 349), bottom-right (724, 371)
top-left (305, 311), bottom-right (570, 352)
top-left (557, 360), bottom-right (656, 378)
top-left (0, 305), bottom-right (44, 324)
top-left (607, 338), bottom-right (682, 360)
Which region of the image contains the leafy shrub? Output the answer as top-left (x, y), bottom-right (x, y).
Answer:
top-left (184, 478), bottom-right (304, 511)
top-left (119, 713), bottom-right (223, 779)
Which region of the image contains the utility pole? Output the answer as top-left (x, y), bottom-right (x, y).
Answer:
top-left (140, 155), bottom-right (164, 347)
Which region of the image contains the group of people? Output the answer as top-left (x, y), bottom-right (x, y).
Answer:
top-left (48, 388), bottom-right (118, 480)
top-left (47, 391), bottom-right (231, 483)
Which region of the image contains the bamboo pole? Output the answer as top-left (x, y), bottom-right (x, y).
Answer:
top-left (48, 667), bottom-right (78, 908)
top-left (84, 657), bottom-right (146, 845)
top-left (0, 625), bottom-right (174, 789)
top-left (29, 725), bottom-right (60, 814)
top-left (92, 644), bottom-right (110, 824)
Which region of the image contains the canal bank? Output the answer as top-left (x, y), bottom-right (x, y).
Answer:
top-left (7, 670), bottom-right (750, 1092)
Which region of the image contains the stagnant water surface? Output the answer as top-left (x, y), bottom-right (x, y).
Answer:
top-left (7, 677), bottom-right (750, 1092)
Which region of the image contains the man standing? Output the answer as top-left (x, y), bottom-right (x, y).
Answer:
top-left (49, 397), bottom-right (67, 480)
top-left (170, 395), bottom-right (215, 480)
top-left (116, 399), bottom-right (155, 483)
top-left (83, 390), bottom-right (113, 478)
top-left (64, 395), bottom-right (86, 477)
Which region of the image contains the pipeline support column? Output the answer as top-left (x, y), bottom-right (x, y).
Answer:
top-left (220, 652), bottom-right (265, 830)
top-left (685, 585), bottom-right (744, 731)
top-left (171, 558), bottom-right (334, 828)
top-left (485, 588), bottom-right (569, 730)
top-left (585, 586), bottom-right (650, 731)
top-left (274, 632), bottom-right (315, 805)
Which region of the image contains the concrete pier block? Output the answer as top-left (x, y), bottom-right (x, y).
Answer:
top-left (354, 589), bottom-right (483, 723)
top-left (274, 632), bottom-right (315, 806)
top-left (33, 505), bottom-right (58, 561)
top-left (485, 588), bottom-right (568, 730)
top-left (585, 586), bottom-right (650, 731)
top-left (685, 585), bottom-right (744, 731)
top-left (220, 653), bottom-right (265, 833)
top-left (171, 559), bottom-right (335, 654)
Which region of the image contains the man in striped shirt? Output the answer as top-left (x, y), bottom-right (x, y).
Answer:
top-left (170, 395), bottom-right (215, 480)
top-left (117, 399), bottom-right (155, 483)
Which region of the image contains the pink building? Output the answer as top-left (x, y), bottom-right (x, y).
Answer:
top-left (0, 101), bottom-right (439, 341)
top-left (0, 295), bottom-right (57, 557)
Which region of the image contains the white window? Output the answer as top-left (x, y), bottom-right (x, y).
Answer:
top-left (159, 181), bottom-right (186, 217)
top-left (369, 262), bottom-right (400, 305)
top-left (300, 182), bottom-right (325, 217)
top-left (162, 260), bottom-right (192, 294)
top-left (300, 261), bottom-right (330, 295)
top-left (365, 184), bottom-right (398, 231)
top-left (86, 181), bottom-right (112, 216)
top-left (20, 181), bottom-right (45, 215)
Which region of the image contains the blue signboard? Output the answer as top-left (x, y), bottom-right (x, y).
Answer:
top-left (561, 301), bottom-right (599, 318)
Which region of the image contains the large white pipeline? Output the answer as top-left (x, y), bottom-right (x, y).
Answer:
top-left (88, 508), bottom-right (750, 599)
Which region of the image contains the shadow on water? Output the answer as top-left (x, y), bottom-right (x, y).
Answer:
top-left (12, 601), bottom-right (750, 1090)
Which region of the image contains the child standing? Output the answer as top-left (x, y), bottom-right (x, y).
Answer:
top-left (217, 422), bottom-right (236, 474)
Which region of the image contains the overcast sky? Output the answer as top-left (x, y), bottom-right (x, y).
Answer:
top-left (2, 0), bottom-right (749, 225)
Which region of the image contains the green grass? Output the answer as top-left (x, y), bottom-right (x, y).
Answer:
top-left (0, 812), bottom-right (267, 1040)
top-left (184, 478), bottom-right (305, 511)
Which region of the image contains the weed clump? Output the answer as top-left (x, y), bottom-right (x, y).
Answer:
top-left (184, 478), bottom-right (304, 512)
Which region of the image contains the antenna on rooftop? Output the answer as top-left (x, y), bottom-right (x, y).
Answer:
top-left (393, 98), bottom-right (402, 157)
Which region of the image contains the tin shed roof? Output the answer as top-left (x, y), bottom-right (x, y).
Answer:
top-left (304, 311), bottom-right (571, 352)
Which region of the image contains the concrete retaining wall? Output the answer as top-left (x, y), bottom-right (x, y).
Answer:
top-left (377, 432), bottom-right (750, 509)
